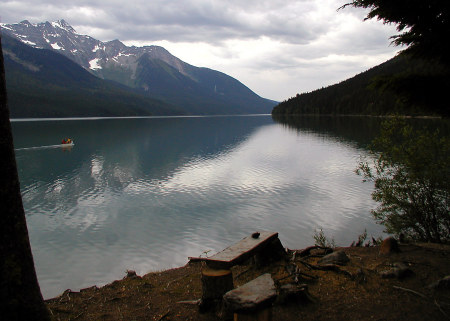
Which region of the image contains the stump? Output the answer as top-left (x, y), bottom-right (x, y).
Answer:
top-left (200, 268), bottom-right (234, 312)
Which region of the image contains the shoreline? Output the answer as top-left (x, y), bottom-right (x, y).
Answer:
top-left (45, 242), bottom-right (450, 320)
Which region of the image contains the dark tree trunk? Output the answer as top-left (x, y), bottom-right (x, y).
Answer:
top-left (0, 35), bottom-right (51, 320)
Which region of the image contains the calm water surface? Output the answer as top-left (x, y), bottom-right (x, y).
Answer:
top-left (12, 115), bottom-right (385, 298)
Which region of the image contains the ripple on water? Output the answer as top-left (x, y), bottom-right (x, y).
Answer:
top-left (16, 116), bottom-right (390, 298)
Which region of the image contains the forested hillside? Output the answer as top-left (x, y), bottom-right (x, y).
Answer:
top-left (272, 55), bottom-right (449, 117)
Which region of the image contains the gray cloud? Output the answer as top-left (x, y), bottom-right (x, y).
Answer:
top-left (3, 0), bottom-right (335, 43)
top-left (2, 0), bottom-right (399, 100)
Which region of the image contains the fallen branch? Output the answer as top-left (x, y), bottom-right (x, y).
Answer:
top-left (435, 299), bottom-right (450, 319)
top-left (297, 246), bottom-right (332, 258)
top-left (393, 286), bottom-right (450, 319)
top-left (392, 286), bottom-right (426, 298)
top-left (299, 271), bottom-right (319, 279)
top-left (298, 260), bottom-right (315, 270)
top-left (177, 299), bottom-right (201, 305)
top-left (298, 260), bottom-right (352, 277)
top-left (165, 275), bottom-right (188, 289)
top-left (70, 311), bottom-right (84, 321)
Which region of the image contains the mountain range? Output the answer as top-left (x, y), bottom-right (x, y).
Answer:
top-left (1, 20), bottom-right (277, 117)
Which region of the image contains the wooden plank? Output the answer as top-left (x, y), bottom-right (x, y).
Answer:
top-left (223, 273), bottom-right (276, 313)
top-left (202, 231), bottom-right (278, 269)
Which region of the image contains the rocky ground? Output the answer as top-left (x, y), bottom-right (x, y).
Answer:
top-left (46, 241), bottom-right (450, 321)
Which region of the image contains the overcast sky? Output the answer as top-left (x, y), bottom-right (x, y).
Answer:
top-left (2, 0), bottom-right (400, 101)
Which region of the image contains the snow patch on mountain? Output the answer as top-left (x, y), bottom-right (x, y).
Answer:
top-left (20, 39), bottom-right (36, 46)
top-left (0, 24), bottom-right (14, 31)
top-left (51, 43), bottom-right (62, 50)
top-left (89, 58), bottom-right (102, 70)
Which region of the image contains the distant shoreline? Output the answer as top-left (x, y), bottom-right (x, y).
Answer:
top-left (10, 114), bottom-right (272, 122)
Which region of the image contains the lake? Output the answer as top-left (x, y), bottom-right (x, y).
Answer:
top-left (12, 115), bottom-right (386, 299)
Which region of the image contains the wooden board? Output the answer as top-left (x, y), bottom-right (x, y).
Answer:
top-left (223, 273), bottom-right (276, 312)
top-left (202, 232), bottom-right (278, 269)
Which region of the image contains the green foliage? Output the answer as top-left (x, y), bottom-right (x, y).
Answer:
top-left (357, 117), bottom-right (450, 243)
top-left (352, 229), bottom-right (383, 246)
top-left (313, 228), bottom-right (336, 248)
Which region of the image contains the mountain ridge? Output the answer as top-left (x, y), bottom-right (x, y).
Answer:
top-left (2, 19), bottom-right (277, 115)
top-left (2, 34), bottom-right (184, 118)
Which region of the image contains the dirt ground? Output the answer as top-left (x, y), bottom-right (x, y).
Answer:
top-left (46, 242), bottom-right (450, 321)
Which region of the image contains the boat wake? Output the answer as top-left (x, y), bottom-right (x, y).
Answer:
top-left (15, 144), bottom-right (71, 151)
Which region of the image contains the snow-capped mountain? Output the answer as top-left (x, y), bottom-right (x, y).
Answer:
top-left (1, 20), bottom-right (186, 79)
top-left (1, 20), bottom-right (277, 115)
top-left (2, 34), bottom-right (183, 117)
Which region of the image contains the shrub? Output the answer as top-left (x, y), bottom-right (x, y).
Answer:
top-left (313, 228), bottom-right (336, 248)
top-left (357, 117), bottom-right (450, 243)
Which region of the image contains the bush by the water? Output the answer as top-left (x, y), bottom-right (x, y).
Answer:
top-left (357, 117), bottom-right (450, 243)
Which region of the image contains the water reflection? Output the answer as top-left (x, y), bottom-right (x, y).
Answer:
top-left (12, 116), bottom-right (387, 298)
top-left (271, 114), bottom-right (385, 149)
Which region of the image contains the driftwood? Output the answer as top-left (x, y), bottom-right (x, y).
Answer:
top-left (298, 260), bottom-right (352, 277)
top-left (296, 246), bottom-right (333, 258)
top-left (393, 286), bottom-right (426, 298)
top-left (177, 299), bottom-right (201, 305)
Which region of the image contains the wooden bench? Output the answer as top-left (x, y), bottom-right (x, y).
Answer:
top-left (196, 231), bottom-right (282, 269)
top-left (194, 231), bottom-right (284, 313)
top-left (223, 273), bottom-right (277, 321)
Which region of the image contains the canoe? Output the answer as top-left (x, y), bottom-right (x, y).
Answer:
top-left (61, 142), bottom-right (74, 147)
